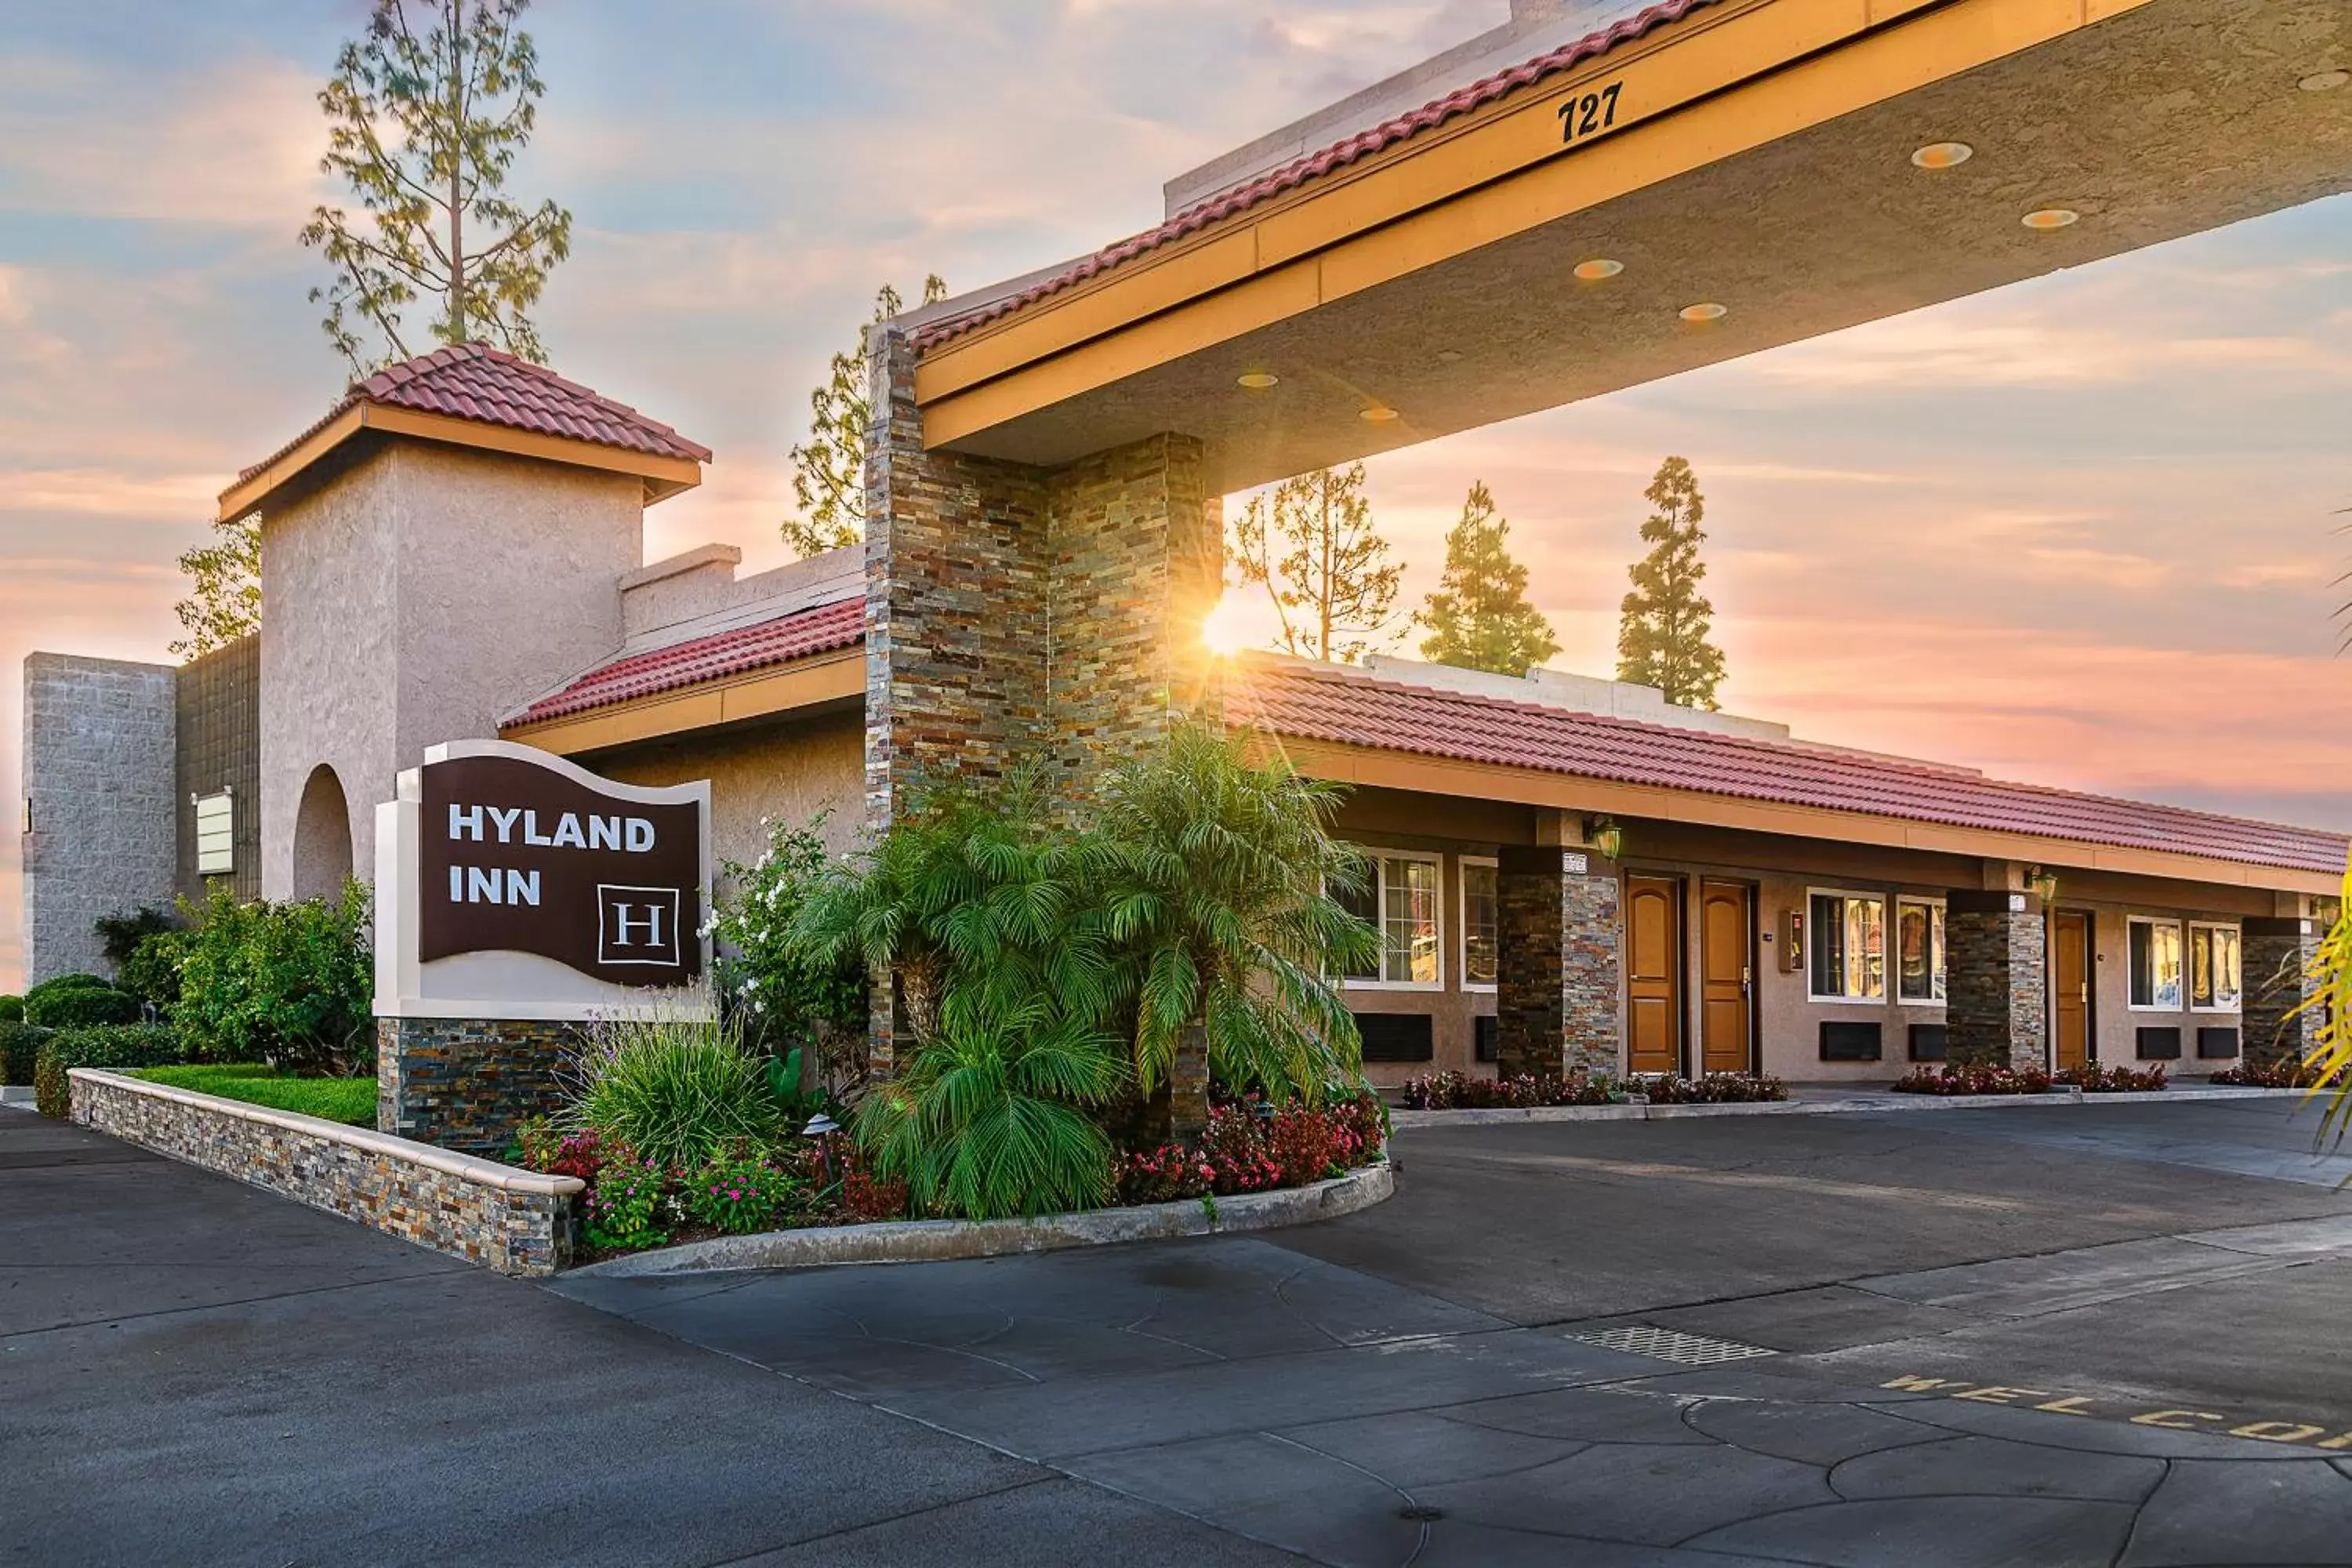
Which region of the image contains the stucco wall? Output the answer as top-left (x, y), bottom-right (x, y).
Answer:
top-left (20, 654), bottom-right (178, 984)
top-left (588, 710), bottom-right (866, 885)
top-left (261, 443), bottom-right (641, 898)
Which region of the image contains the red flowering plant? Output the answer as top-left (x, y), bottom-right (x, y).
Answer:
top-left (1399, 1071), bottom-right (1621, 1110)
top-left (1116, 1090), bottom-right (1385, 1204)
top-left (514, 1116), bottom-right (610, 1186)
top-left (2056, 1062), bottom-right (2168, 1093)
top-left (1891, 1062), bottom-right (2054, 1095)
top-left (1628, 1071), bottom-right (1790, 1105)
top-left (2212, 1056), bottom-right (2341, 1088)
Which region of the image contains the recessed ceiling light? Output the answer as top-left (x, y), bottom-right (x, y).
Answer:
top-left (2021, 207), bottom-right (2079, 230)
top-left (1236, 371), bottom-right (1279, 390)
top-left (1679, 302), bottom-right (1728, 323)
top-left (1911, 141), bottom-right (1973, 170)
top-left (1359, 405), bottom-right (1400, 423)
top-left (1573, 258), bottom-right (1624, 281)
top-left (2300, 70), bottom-right (2350, 93)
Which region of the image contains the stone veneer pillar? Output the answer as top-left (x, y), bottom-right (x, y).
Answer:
top-left (860, 324), bottom-right (1222, 1076)
top-left (2242, 916), bottom-right (2324, 1069)
top-left (1945, 890), bottom-right (2048, 1071)
top-left (1495, 846), bottom-right (1621, 1079)
top-left (377, 1018), bottom-right (579, 1161)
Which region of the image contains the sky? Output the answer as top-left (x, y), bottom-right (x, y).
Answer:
top-left (2, 0), bottom-right (2348, 991)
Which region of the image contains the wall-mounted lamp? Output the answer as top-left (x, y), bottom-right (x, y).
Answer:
top-left (2026, 866), bottom-right (2060, 906)
top-left (1587, 816), bottom-right (1624, 862)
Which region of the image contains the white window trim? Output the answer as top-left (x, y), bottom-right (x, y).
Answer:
top-left (2187, 920), bottom-right (2242, 1014)
top-left (1341, 845), bottom-right (1446, 993)
top-left (1893, 895), bottom-right (1947, 1009)
top-left (2126, 916), bottom-right (2186, 1013)
top-left (1460, 855), bottom-right (1498, 994)
top-left (1806, 887), bottom-right (1889, 1006)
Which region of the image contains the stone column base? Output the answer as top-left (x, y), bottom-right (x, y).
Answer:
top-left (1496, 847), bottom-right (1621, 1079)
top-left (377, 1016), bottom-right (580, 1160)
top-left (2243, 916), bottom-right (2324, 1069)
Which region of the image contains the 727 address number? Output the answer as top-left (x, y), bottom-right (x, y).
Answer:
top-left (1558, 82), bottom-right (1624, 145)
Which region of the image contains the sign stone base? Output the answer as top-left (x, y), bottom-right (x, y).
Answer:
top-left (377, 1016), bottom-right (579, 1161)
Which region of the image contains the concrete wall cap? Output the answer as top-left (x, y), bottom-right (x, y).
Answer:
top-left (619, 543), bottom-right (743, 593)
top-left (68, 1069), bottom-right (585, 1196)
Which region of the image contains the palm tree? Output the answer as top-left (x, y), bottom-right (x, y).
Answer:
top-left (1092, 721), bottom-right (1377, 1138)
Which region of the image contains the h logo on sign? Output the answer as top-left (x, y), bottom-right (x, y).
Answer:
top-left (597, 885), bottom-right (684, 967)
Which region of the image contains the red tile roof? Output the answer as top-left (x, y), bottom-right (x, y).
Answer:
top-left (912, 0), bottom-right (1720, 353)
top-left (506, 595), bottom-right (2345, 877)
top-left (238, 343), bottom-right (711, 485)
top-left (509, 595), bottom-right (864, 727)
top-left (1229, 659), bottom-right (2351, 877)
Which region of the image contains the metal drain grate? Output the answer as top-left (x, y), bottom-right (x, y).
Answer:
top-left (1569, 1325), bottom-right (1779, 1366)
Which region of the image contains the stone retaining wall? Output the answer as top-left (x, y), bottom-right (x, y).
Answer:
top-left (71, 1069), bottom-right (581, 1276)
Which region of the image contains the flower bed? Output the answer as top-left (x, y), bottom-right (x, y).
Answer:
top-left (2055, 1063), bottom-right (2168, 1094)
top-left (515, 1090), bottom-right (1390, 1264)
top-left (1890, 1063), bottom-right (2054, 1095)
top-left (1398, 1069), bottom-right (1786, 1110)
top-left (2211, 1058), bottom-right (2341, 1088)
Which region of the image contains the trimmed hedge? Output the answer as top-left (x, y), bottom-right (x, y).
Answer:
top-left (1, 1022), bottom-right (52, 1085)
top-left (25, 972), bottom-right (110, 1002)
top-left (0, 995), bottom-right (21, 1024)
top-left (25, 985), bottom-right (143, 1030)
top-left (34, 1024), bottom-right (186, 1118)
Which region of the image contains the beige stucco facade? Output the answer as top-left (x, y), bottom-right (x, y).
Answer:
top-left (259, 442), bottom-right (644, 899)
top-left (588, 711), bottom-right (866, 885)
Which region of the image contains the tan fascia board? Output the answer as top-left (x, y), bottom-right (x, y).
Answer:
top-left (1250, 733), bottom-right (2344, 899)
top-left (499, 651), bottom-right (863, 757)
top-left (916, 0), bottom-right (2155, 443)
top-left (217, 401), bottom-right (706, 522)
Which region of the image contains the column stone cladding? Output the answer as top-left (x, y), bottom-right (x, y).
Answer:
top-left (1945, 889), bottom-right (2048, 1071)
top-left (861, 325), bottom-right (1222, 1073)
top-left (2242, 916), bottom-right (2323, 1069)
top-left (1495, 846), bottom-right (1622, 1078)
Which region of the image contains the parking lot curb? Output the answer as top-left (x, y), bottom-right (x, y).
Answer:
top-left (1392, 1086), bottom-right (2312, 1129)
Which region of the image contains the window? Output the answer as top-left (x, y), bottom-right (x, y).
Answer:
top-left (2189, 923), bottom-right (2241, 1012)
top-left (1461, 857), bottom-right (1497, 990)
top-left (1338, 849), bottom-right (1443, 989)
top-left (1895, 898), bottom-right (1946, 1004)
top-left (2129, 918), bottom-right (2183, 1011)
top-left (1809, 891), bottom-right (1886, 1002)
top-left (193, 789), bottom-right (235, 877)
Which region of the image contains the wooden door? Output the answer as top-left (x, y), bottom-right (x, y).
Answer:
top-left (1625, 875), bottom-right (1682, 1075)
top-left (1700, 881), bottom-right (1755, 1074)
top-left (2054, 911), bottom-right (2092, 1069)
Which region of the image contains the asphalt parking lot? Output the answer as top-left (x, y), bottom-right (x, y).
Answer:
top-left (9, 1096), bottom-right (2352, 1565)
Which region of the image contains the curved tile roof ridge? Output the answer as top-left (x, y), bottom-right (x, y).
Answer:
top-left (1229, 656), bottom-right (2350, 875)
top-left (910, 0), bottom-right (1720, 354)
top-left (508, 593), bottom-right (866, 728)
top-left (235, 341), bottom-right (711, 487)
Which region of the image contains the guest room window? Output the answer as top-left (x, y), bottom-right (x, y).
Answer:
top-left (1809, 891), bottom-right (1886, 1002)
top-left (2129, 918), bottom-right (2183, 1011)
top-left (1461, 857), bottom-right (1497, 991)
top-left (2189, 923), bottom-right (2241, 1012)
top-left (1337, 849), bottom-right (1443, 989)
top-left (1895, 898), bottom-right (1946, 1004)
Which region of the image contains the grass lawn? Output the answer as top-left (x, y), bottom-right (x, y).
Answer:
top-left (131, 1064), bottom-right (376, 1127)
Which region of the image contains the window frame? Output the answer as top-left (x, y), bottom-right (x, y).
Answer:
top-left (193, 788), bottom-right (236, 877)
top-left (1460, 855), bottom-right (1498, 994)
top-left (1807, 887), bottom-right (1889, 1005)
top-left (1338, 845), bottom-right (1446, 993)
top-left (2127, 916), bottom-right (2186, 1013)
top-left (2187, 920), bottom-right (2242, 1014)
top-left (1893, 895), bottom-right (1947, 1007)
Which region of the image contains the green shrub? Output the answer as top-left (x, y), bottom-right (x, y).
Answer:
top-left (25, 973), bottom-right (110, 1004)
top-left (713, 812), bottom-right (867, 1080)
top-left (34, 1024), bottom-right (186, 1117)
top-left (25, 985), bottom-right (143, 1029)
top-left (0, 995), bottom-right (21, 1024)
top-left (172, 882), bottom-right (373, 1073)
top-left (0, 1022), bottom-right (53, 1084)
top-left (95, 907), bottom-right (185, 1007)
top-left (568, 1015), bottom-right (783, 1171)
top-left (684, 1145), bottom-right (805, 1234)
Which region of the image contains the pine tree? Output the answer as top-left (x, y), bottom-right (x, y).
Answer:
top-left (299, 0), bottom-right (573, 376)
top-left (1420, 481), bottom-right (1559, 677)
top-left (1230, 463), bottom-right (1403, 662)
top-left (782, 275), bottom-right (949, 558)
top-left (1617, 456), bottom-right (1727, 709)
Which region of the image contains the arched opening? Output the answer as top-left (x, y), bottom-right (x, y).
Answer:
top-left (291, 764), bottom-right (354, 902)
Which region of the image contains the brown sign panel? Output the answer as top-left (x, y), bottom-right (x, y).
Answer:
top-left (419, 753), bottom-right (704, 984)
